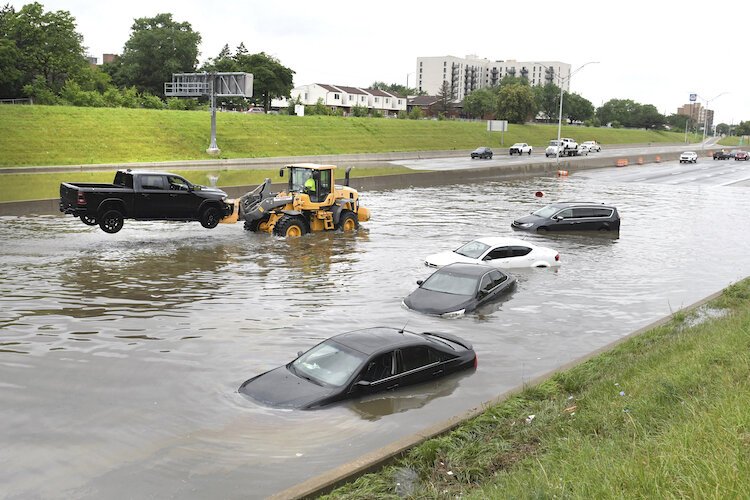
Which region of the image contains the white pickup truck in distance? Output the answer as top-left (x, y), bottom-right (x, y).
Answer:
top-left (545, 138), bottom-right (579, 157)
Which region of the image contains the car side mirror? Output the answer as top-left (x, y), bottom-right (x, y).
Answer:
top-left (296, 351), bottom-right (303, 358)
top-left (278, 168), bottom-right (285, 177)
top-left (416, 280), bottom-right (423, 286)
top-left (345, 167), bottom-right (352, 187)
top-left (553, 215), bottom-right (562, 221)
top-left (355, 380), bottom-right (371, 387)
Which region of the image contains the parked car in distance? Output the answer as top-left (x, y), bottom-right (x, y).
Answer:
top-left (581, 141), bottom-right (602, 152)
top-left (577, 144), bottom-right (590, 155)
top-left (713, 150), bottom-right (732, 160)
top-left (425, 236), bottom-right (560, 269)
top-left (734, 151), bottom-right (749, 161)
top-left (471, 147), bottom-right (493, 159)
top-left (509, 143), bottom-right (532, 155)
top-left (403, 263), bottom-right (516, 317)
top-left (238, 327), bottom-right (477, 409)
top-left (511, 201), bottom-right (621, 233)
top-left (679, 151), bottom-right (698, 163)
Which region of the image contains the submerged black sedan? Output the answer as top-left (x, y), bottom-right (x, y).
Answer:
top-left (238, 327), bottom-right (476, 409)
top-left (403, 263), bottom-right (516, 317)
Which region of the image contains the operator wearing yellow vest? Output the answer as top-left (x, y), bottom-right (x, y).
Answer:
top-left (304, 175), bottom-right (316, 195)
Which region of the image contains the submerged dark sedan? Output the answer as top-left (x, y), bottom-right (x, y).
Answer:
top-left (403, 262), bottom-right (516, 317)
top-left (238, 327), bottom-right (476, 409)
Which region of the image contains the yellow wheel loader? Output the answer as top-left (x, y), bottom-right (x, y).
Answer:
top-left (238, 164), bottom-right (370, 237)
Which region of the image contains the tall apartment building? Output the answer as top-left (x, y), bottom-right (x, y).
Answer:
top-left (677, 102), bottom-right (714, 132)
top-left (416, 55), bottom-right (571, 101)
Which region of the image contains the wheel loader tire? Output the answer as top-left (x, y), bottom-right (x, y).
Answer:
top-left (200, 206), bottom-right (221, 229)
top-left (245, 216), bottom-right (270, 232)
top-left (273, 215), bottom-right (308, 237)
top-left (337, 210), bottom-right (359, 232)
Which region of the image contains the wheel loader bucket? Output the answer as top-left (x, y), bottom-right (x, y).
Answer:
top-left (220, 199), bottom-right (240, 224)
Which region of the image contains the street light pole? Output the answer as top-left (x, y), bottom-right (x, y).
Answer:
top-left (698, 92), bottom-right (728, 150)
top-left (549, 61), bottom-right (599, 165)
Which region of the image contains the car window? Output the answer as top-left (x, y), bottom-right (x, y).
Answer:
top-left (572, 208), bottom-right (595, 218)
top-left (511, 246), bottom-right (532, 257)
top-left (488, 270), bottom-right (508, 287)
top-left (141, 175), bottom-right (167, 190)
top-left (555, 209), bottom-right (574, 219)
top-left (360, 352), bottom-right (395, 382)
top-left (399, 346), bottom-right (437, 373)
top-left (455, 240), bottom-right (490, 259)
top-left (479, 274), bottom-right (492, 292)
top-left (533, 205), bottom-right (559, 218)
top-left (421, 271), bottom-right (478, 295)
top-left (291, 341), bottom-right (366, 387)
top-left (592, 208), bottom-right (613, 218)
top-left (484, 246), bottom-right (513, 260)
top-left (167, 175), bottom-right (190, 191)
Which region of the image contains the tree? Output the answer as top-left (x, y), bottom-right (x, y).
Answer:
top-left (715, 123), bottom-right (730, 135)
top-left (435, 81), bottom-right (454, 115)
top-left (564, 92), bottom-right (595, 123)
top-left (496, 83), bottom-right (536, 124)
top-left (633, 104), bottom-right (665, 129)
top-left (114, 13), bottom-right (201, 97)
top-left (370, 81), bottom-right (423, 96)
top-left (202, 47), bottom-right (294, 111)
top-left (533, 83), bottom-right (561, 122)
top-left (0, 2), bottom-right (87, 97)
top-left (463, 87), bottom-right (497, 119)
top-left (736, 121), bottom-right (750, 136)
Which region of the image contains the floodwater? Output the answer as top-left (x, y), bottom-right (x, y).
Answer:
top-left (2, 167), bottom-right (750, 498)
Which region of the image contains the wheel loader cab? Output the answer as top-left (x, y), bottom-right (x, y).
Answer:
top-left (288, 166), bottom-right (332, 204)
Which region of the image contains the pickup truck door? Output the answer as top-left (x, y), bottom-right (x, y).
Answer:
top-left (134, 174), bottom-right (175, 218)
top-left (165, 175), bottom-right (202, 219)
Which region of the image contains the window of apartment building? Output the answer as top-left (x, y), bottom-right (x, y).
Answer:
top-left (420, 61), bottom-right (423, 67)
top-left (334, 93), bottom-right (340, 100)
top-left (443, 61), bottom-right (446, 66)
top-left (419, 68), bottom-right (422, 73)
top-left (304, 93), bottom-right (308, 100)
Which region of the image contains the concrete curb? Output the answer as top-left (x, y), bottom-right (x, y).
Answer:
top-left (270, 288), bottom-right (725, 499)
top-left (0, 151), bottom-right (682, 217)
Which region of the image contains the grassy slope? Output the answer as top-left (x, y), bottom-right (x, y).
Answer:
top-left (325, 280), bottom-right (750, 499)
top-left (1, 105), bottom-right (697, 167)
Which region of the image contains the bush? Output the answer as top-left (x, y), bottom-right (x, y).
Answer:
top-left (409, 107), bottom-right (423, 120)
top-left (397, 110), bottom-right (408, 119)
top-left (372, 110), bottom-right (383, 118)
top-left (140, 93), bottom-right (164, 109)
top-left (22, 77), bottom-right (60, 105)
top-left (351, 103), bottom-right (368, 117)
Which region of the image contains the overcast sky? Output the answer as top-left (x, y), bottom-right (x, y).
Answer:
top-left (12, 0), bottom-right (750, 125)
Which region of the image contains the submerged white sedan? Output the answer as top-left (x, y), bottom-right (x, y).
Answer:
top-left (424, 236), bottom-right (561, 269)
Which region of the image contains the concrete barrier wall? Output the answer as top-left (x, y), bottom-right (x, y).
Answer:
top-left (0, 151), bottom-right (683, 217)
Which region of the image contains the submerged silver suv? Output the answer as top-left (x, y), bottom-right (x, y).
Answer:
top-left (511, 201), bottom-right (621, 232)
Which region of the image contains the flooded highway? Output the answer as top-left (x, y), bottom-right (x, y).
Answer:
top-left (2, 161), bottom-right (750, 498)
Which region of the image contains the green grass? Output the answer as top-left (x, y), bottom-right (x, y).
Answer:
top-left (0, 105), bottom-right (697, 168)
top-left (718, 136), bottom-right (749, 147)
top-left (0, 166), bottom-right (415, 202)
top-left (324, 280), bottom-right (750, 499)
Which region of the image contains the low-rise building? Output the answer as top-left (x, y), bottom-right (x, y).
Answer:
top-left (272, 83), bottom-right (407, 116)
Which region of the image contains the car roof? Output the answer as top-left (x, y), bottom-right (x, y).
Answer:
top-left (472, 236), bottom-right (536, 248)
top-left (118, 169), bottom-right (181, 176)
top-left (437, 262), bottom-right (497, 277)
top-left (544, 201), bottom-right (615, 209)
top-left (331, 327), bottom-right (427, 355)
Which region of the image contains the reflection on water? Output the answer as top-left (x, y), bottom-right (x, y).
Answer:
top-left (2, 174), bottom-right (750, 498)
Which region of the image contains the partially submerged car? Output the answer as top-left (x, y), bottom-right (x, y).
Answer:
top-left (470, 147), bottom-right (493, 159)
top-left (424, 236), bottom-right (560, 269)
top-left (403, 263), bottom-right (516, 317)
top-left (238, 327), bottom-right (476, 409)
top-left (512, 201), bottom-right (621, 233)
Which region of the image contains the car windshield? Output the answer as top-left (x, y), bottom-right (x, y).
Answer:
top-left (290, 341), bottom-right (366, 387)
top-left (473, 148), bottom-right (486, 153)
top-left (421, 271), bottom-right (478, 296)
top-left (548, 140), bottom-right (559, 146)
top-left (532, 205), bottom-right (560, 218)
top-left (454, 240), bottom-right (490, 259)
top-left (511, 143), bottom-right (523, 148)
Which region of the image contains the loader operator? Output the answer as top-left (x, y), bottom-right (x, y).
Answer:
top-left (304, 175), bottom-right (317, 196)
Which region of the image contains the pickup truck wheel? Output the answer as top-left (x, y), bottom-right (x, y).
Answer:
top-left (200, 207), bottom-right (221, 229)
top-left (80, 214), bottom-right (98, 226)
top-left (273, 215), bottom-right (308, 237)
top-left (99, 210), bottom-right (124, 234)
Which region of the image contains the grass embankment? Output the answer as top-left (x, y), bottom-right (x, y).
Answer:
top-left (325, 280), bottom-right (750, 499)
top-left (718, 136), bottom-right (749, 147)
top-left (0, 166), bottom-right (414, 203)
top-left (1, 105), bottom-right (696, 168)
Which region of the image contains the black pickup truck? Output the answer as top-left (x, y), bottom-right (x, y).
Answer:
top-left (60, 170), bottom-right (234, 233)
